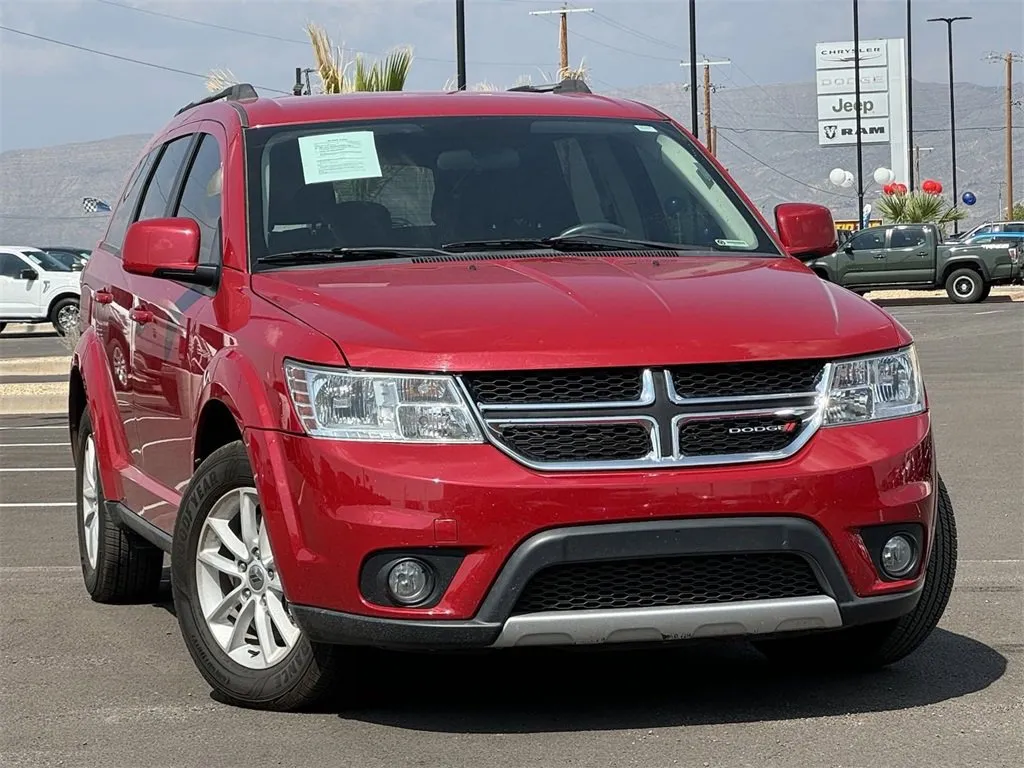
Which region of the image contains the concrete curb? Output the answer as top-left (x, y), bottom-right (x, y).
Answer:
top-left (0, 382), bottom-right (67, 415)
top-left (0, 356), bottom-right (72, 377)
top-left (0, 323), bottom-right (54, 335)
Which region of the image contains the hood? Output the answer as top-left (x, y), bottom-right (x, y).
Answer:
top-left (251, 255), bottom-right (906, 372)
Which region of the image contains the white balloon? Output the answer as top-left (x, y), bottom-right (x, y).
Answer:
top-left (873, 167), bottom-right (895, 185)
top-left (841, 173), bottom-right (854, 188)
top-left (829, 168), bottom-right (847, 186)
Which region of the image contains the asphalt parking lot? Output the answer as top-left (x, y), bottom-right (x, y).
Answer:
top-left (1, 303), bottom-right (1021, 768)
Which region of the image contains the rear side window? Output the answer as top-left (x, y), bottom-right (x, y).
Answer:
top-left (890, 229), bottom-right (926, 248)
top-left (104, 149), bottom-right (158, 251)
top-left (137, 136), bottom-right (193, 222)
top-left (173, 134), bottom-right (223, 265)
top-left (849, 230), bottom-right (885, 250)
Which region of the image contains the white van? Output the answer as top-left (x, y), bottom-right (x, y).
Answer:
top-left (0, 246), bottom-right (82, 335)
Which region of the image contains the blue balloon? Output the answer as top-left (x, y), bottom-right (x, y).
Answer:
top-left (962, 191), bottom-right (977, 206)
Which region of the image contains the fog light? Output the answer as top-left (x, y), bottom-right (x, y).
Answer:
top-left (386, 558), bottom-right (433, 605)
top-left (880, 535), bottom-right (916, 578)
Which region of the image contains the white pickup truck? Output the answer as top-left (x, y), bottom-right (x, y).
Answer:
top-left (0, 246), bottom-right (82, 335)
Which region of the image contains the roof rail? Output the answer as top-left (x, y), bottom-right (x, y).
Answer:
top-left (507, 77), bottom-right (592, 95)
top-left (175, 83), bottom-right (259, 116)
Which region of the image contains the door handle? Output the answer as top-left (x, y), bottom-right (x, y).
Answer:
top-left (129, 308), bottom-right (153, 324)
top-left (873, 254), bottom-right (886, 259)
top-left (94, 289), bottom-right (113, 304)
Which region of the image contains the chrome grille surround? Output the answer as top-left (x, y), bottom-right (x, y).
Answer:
top-left (458, 363), bottom-right (832, 472)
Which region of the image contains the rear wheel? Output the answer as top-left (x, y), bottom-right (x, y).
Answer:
top-left (755, 475), bottom-right (957, 669)
top-left (75, 410), bottom-right (164, 602)
top-left (978, 283), bottom-right (992, 302)
top-left (945, 268), bottom-right (985, 303)
top-left (171, 441), bottom-right (341, 711)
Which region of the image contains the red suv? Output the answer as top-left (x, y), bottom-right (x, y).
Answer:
top-left (69, 81), bottom-right (957, 711)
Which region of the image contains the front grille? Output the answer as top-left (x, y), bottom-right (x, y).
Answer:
top-left (497, 423), bottom-right (652, 463)
top-left (512, 553), bottom-right (822, 614)
top-left (677, 415), bottom-right (803, 456)
top-left (462, 361), bottom-right (827, 470)
top-left (669, 359), bottom-right (825, 399)
top-left (465, 368), bottom-right (644, 406)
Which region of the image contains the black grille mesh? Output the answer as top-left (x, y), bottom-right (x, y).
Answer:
top-left (678, 416), bottom-right (803, 456)
top-left (513, 553), bottom-right (822, 614)
top-left (498, 423), bottom-right (652, 463)
top-left (467, 369), bottom-right (644, 405)
top-left (670, 360), bottom-right (825, 399)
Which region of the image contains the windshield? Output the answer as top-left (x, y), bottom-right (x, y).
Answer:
top-left (244, 115), bottom-right (779, 269)
top-left (23, 250), bottom-right (73, 272)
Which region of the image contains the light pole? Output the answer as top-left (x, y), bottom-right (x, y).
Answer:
top-left (852, 0), bottom-right (864, 228)
top-left (927, 15), bottom-right (971, 234)
top-left (455, 0), bottom-right (467, 90)
top-left (906, 0), bottom-right (914, 190)
top-left (688, 0), bottom-right (698, 138)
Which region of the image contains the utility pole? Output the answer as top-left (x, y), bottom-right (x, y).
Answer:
top-left (986, 51), bottom-right (1023, 219)
top-left (681, 57), bottom-right (728, 152)
top-left (529, 5), bottom-right (593, 78)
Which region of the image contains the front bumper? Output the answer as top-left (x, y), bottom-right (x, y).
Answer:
top-left (289, 516), bottom-right (924, 649)
top-left (245, 412), bottom-right (936, 649)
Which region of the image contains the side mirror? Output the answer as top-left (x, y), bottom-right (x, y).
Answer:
top-left (19, 268), bottom-right (39, 281)
top-left (123, 218), bottom-right (217, 286)
top-left (843, 242), bottom-right (855, 254)
top-left (774, 202), bottom-right (838, 259)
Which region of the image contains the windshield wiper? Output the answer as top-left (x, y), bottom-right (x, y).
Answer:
top-left (256, 246), bottom-right (447, 265)
top-left (441, 235), bottom-right (707, 253)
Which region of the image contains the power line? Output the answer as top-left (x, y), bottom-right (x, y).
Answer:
top-left (715, 133), bottom-right (855, 198)
top-left (90, 0), bottom-right (545, 68)
top-left (534, 14), bottom-right (679, 63)
top-left (588, 10), bottom-right (679, 51)
top-left (0, 25), bottom-right (290, 93)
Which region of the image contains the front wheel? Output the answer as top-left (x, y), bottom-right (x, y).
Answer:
top-left (755, 475), bottom-right (957, 670)
top-left (171, 441), bottom-right (341, 711)
top-left (50, 297), bottom-right (80, 335)
top-left (945, 268), bottom-right (985, 303)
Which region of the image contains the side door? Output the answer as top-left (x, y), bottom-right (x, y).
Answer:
top-left (133, 125), bottom-right (225, 531)
top-left (884, 226), bottom-right (933, 283)
top-left (0, 252), bottom-right (40, 317)
top-left (117, 132), bottom-right (196, 519)
top-left (838, 228), bottom-right (888, 286)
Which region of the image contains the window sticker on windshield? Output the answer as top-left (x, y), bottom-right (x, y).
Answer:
top-left (297, 131), bottom-right (383, 184)
top-left (715, 239), bottom-right (750, 249)
top-left (634, 124), bottom-right (658, 132)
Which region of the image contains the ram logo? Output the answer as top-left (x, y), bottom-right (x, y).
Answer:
top-left (728, 423), bottom-right (799, 434)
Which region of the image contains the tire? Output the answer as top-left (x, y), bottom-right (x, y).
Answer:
top-left (979, 283), bottom-right (992, 302)
top-left (945, 268), bottom-right (985, 304)
top-left (755, 475), bottom-right (958, 670)
top-left (75, 410), bottom-right (164, 602)
top-left (50, 297), bottom-right (79, 335)
top-left (0, 322), bottom-right (6, 334)
top-left (171, 441), bottom-right (341, 711)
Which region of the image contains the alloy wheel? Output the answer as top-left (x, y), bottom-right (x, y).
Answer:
top-left (81, 435), bottom-right (100, 569)
top-left (194, 488), bottom-right (300, 669)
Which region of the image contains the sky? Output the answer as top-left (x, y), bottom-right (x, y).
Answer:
top-left (0, 0), bottom-right (1020, 151)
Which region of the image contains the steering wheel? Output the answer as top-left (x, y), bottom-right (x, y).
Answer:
top-left (555, 221), bottom-right (630, 238)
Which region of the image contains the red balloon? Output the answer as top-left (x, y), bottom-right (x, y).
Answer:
top-left (922, 179), bottom-right (943, 195)
top-left (883, 183), bottom-right (894, 195)
top-left (932, 181), bottom-right (943, 194)
top-left (893, 183), bottom-right (908, 195)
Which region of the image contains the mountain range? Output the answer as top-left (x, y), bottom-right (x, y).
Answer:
top-left (1, 79), bottom-right (1020, 248)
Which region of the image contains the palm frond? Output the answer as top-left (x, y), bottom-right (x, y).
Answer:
top-left (876, 191), bottom-right (968, 235)
top-left (206, 68), bottom-right (239, 93)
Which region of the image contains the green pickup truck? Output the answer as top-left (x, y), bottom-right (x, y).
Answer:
top-left (804, 223), bottom-right (1022, 303)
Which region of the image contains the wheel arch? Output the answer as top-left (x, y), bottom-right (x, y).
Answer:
top-left (46, 291), bottom-right (81, 318)
top-left (193, 398), bottom-right (244, 470)
top-left (940, 258), bottom-right (989, 284)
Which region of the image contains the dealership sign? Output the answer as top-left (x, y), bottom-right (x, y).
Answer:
top-left (814, 38), bottom-right (909, 184)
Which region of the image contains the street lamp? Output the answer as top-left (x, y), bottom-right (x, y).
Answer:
top-left (455, 0), bottom-right (467, 90)
top-left (927, 15), bottom-right (971, 234)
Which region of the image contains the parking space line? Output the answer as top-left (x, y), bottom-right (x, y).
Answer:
top-left (0, 566), bottom-right (78, 573)
top-left (0, 442), bottom-right (70, 448)
top-left (0, 467), bottom-right (73, 472)
top-left (0, 425), bottom-right (66, 430)
top-left (0, 502), bottom-right (75, 508)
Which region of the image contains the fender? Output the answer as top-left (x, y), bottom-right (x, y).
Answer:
top-left (942, 256), bottom-right (990, 281)
top-left (71, 326), bottom-right (131, 501)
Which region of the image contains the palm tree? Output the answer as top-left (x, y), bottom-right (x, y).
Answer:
top-left (875, 191), bottom-right (968, 234)
top-left (205, 24), bottom-right (412, 94)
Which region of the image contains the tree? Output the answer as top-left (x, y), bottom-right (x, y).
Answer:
top-left (875, 192), bottom-right (968, 234)
top-left (1012, 201), bottom-right (1024, 220)
top-left (205, 24), bottom-right (412, 94)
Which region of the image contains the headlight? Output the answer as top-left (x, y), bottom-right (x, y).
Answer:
top-left (824, 346), bottom-right (925, 425)
top-left (284, 361), bottom-right (482, 442)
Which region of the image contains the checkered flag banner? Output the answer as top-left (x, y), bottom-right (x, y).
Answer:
top-left (82, 196), bottom-right (112, 213)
